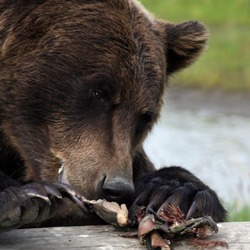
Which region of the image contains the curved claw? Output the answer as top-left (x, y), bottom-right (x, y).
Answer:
top-left (52, 182), bottom-right (89, 213)
top-left (44, 184), bottom-right (63, 199)
top-left (187, 190), bottom-right (227, 222)
top-left (53, 182), bottom-right (81, 199)
top-left (22, 182), bottom-right (88, 213)
top-left (186, 201), bottom-right (197, 220)
top-left (21, 184), bottom-right (52, 204)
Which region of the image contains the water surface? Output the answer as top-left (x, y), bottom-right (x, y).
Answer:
top-left (144, 87), bottom-right (250, 208)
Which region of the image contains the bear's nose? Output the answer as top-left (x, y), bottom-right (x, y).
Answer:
top-left (102, 177), bottom-right (135, 204)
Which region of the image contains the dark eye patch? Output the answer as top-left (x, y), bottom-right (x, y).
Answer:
top-left (91, 89), bottom-right (107, 104)
top-left (135, 111), bottom-right (154, 137)
top-left (88, 79), bottom-right (116, 110)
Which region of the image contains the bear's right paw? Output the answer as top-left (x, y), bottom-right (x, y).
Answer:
top-left (0, 182), bottom-right (87, 233)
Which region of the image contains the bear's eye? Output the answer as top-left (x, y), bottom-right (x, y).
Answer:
top-left (91, 89), bottom-right (105, 103)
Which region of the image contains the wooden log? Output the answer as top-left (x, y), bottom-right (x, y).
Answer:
top-left (0, 222), bottom-right (249, 250)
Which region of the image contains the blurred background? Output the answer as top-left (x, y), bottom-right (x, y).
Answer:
top-left (141, 0), bottom-right (250, 221)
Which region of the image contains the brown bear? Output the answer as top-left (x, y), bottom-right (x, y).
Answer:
top-left (0, 0), bottom-right (226, 241)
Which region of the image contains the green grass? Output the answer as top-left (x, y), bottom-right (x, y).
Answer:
top-left (140, 0), bottom-right (250, 91)
top-left (229, 205), bottom-right (250, 222)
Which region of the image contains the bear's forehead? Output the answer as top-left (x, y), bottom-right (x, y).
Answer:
top-left (1, 0), bottom-right (165, 112)
top-left (42, 3), bottom-right (164, 93)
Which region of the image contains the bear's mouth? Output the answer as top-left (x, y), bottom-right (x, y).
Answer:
top-left (58, 162), bottom-right (129, 227)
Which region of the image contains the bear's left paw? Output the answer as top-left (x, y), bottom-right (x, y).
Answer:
top-left (130, 166), bottom-right (227, 249)
top-left (131, 166), bottom-right (227, 226)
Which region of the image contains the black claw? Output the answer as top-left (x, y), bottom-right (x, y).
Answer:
top-left (54, 182), bottom-right (79, 197)
top-left (21, 186), bottom-right (51, 204)
top-left (73, 197), bottom-right (89, 213)
top-left (22, 182), bottom-right (90, 215)
top-left (44, 184), bottom-right (63, 199)
top-left (53, 182), bottom-right (89, 213)
top-left (186, 201), bottom-right (197, 220)
top-left (156, 198), bottom-right (171, 215)
top-left (0, 181), bottom-right (90, 232)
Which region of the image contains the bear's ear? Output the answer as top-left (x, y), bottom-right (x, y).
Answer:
top-left (162, 21), bottom-right (209, 74)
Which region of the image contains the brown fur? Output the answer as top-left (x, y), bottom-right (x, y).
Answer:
top-left (0, 0), bottom-right (209, 226)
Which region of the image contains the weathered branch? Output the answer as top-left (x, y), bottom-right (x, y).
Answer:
top-left (0, 222), bottom-right (249, 249)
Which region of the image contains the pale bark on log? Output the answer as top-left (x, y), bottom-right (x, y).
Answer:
top-left (0, 222), bottom-right (248, 250)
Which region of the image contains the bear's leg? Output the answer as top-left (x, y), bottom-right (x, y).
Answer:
top-left (0, 170), bottom-right (21, 191)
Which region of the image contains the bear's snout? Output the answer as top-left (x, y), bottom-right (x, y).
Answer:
top-left (101, 177), bottom-right (135, 205)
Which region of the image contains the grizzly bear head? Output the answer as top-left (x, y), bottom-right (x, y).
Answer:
top-left (0, 0), bottom-right (208, 217)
